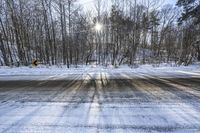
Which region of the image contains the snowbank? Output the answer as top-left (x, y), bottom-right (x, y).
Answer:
top-left (0, 63), bottom-right (199, 76)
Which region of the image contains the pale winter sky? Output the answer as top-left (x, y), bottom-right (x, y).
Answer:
top-left (77, 0), bottom-right (177, 12)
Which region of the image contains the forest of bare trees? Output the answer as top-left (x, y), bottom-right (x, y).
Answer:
top-left (0, 0), bottom-right (200, 67)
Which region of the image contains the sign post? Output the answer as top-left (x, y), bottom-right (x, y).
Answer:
top-left (32, 59), bottom-right (38, 66)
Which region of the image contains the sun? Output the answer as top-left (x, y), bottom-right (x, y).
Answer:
top-left (95, 23), bottom-right (103, 31)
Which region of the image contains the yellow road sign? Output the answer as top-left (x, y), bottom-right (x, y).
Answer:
top-left (32, 59), bottom-right (38, 66)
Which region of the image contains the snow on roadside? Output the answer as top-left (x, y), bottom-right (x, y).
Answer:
top-left (0, 63), bottom-right (199, 76)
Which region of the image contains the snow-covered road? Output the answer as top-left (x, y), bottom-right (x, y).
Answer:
top-left (0, 72), bottom-right (200, 133)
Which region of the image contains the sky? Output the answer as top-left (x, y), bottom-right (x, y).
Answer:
top-left (77, 0), bottom-right (177, 12)
top-left (164, 0), bottom-right (177, 6)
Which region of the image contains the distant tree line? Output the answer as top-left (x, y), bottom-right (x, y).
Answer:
top-left (0, 0), bottom-right (199, 67)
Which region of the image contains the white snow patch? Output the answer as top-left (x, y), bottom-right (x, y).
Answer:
top-left (0, 63), bottom-right (199, 79)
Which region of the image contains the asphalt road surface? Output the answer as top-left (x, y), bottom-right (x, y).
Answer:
top-left (0, 72), bottom-right (200, 133)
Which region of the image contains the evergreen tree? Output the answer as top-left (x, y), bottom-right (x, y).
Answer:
top-left (177, 0), bottom-right (200, 24)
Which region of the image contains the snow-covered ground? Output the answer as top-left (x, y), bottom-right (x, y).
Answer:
top-left (0, 72), bottom-right (200, 133)
top-left (0, 63), bottom-right (200, 76)
top-left (0, 63), bottom-right (200, 133)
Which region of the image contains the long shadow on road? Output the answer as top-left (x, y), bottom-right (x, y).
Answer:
top-left (1, 75), bottom-right (200, 132)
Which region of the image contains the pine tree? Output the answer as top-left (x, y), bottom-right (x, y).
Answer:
top-left (177, 0), bottom-right (200, 24)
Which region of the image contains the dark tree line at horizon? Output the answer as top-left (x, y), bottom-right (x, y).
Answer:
top-left (0, 0), bottom-right (200, 67)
